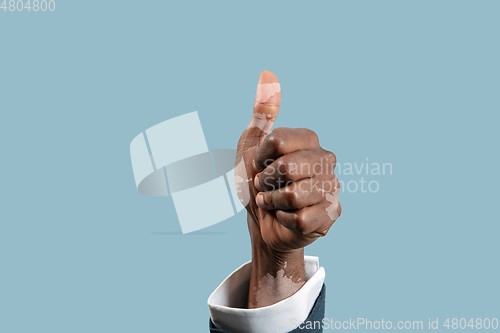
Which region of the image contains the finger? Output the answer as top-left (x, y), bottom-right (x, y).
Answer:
top-left (254, 150), bottom-right (319, 191)
top-left (254, 128), bottom-right (320, 171)
top-left (247, 71), bottom-right (281, 136)
top-left (256, 177), bottom-right (325, 211)
top-left (255, 149), bottom-right (335, 191)
top-left (255, 151), bottom-right (317, 191)
top-left (275, 199), bottom-right (340, 236)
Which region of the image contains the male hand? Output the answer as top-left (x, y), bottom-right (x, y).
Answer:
top-left (234, 71), bottom-right (341, 308)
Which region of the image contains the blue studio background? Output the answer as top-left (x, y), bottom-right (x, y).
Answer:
top-left (1, 1), bottom-right (499, 332)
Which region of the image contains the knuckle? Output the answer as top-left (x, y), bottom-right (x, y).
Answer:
top-left (266, 133), bottom-right (278, 146)
top-left (266, 135), bottom-right (280, 151)
top-left (272, 127), bottom-right (285, 135)
top-left (304, 128), bottom-right (319, 144)
top-left (322, 150), bottom-right (337, 165)
top-left (268, 128), bottom-right (286, 148)
top-left (284, 189), bottom-right (299, 208)
top-left (294, 212), bottom-right (308, 235)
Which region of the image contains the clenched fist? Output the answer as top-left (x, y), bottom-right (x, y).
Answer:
top-left (234, 71), bottom-right (341, 308)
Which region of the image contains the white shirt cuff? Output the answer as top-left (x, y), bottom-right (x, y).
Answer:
top-left (207, 255), bottom-right (325, 333)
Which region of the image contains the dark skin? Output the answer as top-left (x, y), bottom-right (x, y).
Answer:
top-left (235, 71), bottom-right (341, 308)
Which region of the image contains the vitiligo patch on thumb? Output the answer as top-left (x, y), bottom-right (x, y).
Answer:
top-left (233, 157), bottom-right (252, 207)
top-left (248, 112), bottom-right (275, 135)
top-left (255, 82), bottom-right (281, 105)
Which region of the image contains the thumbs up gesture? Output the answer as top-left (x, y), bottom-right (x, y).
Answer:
top-left (235, 71), bottom-right (341, 308)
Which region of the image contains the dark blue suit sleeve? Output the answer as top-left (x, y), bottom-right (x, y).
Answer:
top-left (209, 284), bottom-right (326, 333)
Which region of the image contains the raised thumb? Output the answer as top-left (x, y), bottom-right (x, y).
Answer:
top-left (248, 71), bottom-right (281, 134)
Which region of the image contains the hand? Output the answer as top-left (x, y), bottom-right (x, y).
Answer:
top-left (234, 71), bottom-right (341, 308)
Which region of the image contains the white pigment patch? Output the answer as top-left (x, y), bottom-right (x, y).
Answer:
top-left (234, 175), bottom-right (244, 193)
top-left (325, 188), bottom-right (340, 220)
top-left (234, 158), bottom-right (251, 206)
top-left (252, 269), bottom-right (305, 307)
top-left (255, 82), bottom-right (281, 105)
top-left (248, 112), bottom-right (275, 134)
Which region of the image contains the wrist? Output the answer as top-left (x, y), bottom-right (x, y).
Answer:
top-left (247, 214), bottom-right (306, 308)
